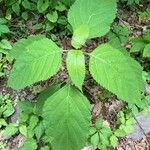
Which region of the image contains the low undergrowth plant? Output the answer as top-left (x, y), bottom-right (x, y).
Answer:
top-left (121, 0), bottom-right (142, 5)
top-left (1, 0), bottom-right (74, 35)
top-left (4, 0), bottom-right (149, 149)
top-left (89, 110), bottom-right (135, 150)
top-left (130, 30), bottom-right (150, 57)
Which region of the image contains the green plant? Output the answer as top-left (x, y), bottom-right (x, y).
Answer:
top-left (89, 111), bottom-right (135, 150)
top-left (121, 0), bottom-right (142, 5)
top-left (0, 94), bottom-right (15, 118)
top-left (0, 141), bottom-right (6, 150)
top-left (128, 95), bottom-right (150, 115)
top-left (2, 0), bottom-right (73, 33)
top-left (89, 118), bottom-right (117, 149)
top-left (6, 0), bottom-right (145, 149)
top-left (17, 85), bottom-right (60, 148)
top-left (107, 24), bottom-right (130, 49)
top-left (138, 7), bottom-right (150, 21)
top-left (130, 30), bottom-right (150, 57)
top-left (0, 18), bottom-right (10, 36)
top-left (114, 110), bottom-right (135, 137)
top-left (0, 39), bottom-right (12, 77)
top-left (0, 94), bottom-right (19, 139)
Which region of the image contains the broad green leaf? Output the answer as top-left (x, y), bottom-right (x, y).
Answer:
top-left (19, 125), bottom-right (27, 137)
top-left (46, 11), bottom-right (58, 23)
top-left (110, 135), bottom-right (118, 148)
top-left (22, 0), bottom-right (36, 10)
top-left (130, 38), bottom-right (147, 52)
top-left (40, 146), bottom-right (50, 150)
top-left (55, 2), bottom-right (66, 12)
top-left (0, 25), bottom-right (10, 35)
top-left (37, 0), bottom-right (49, 13)
top-left (0, 119), bottom-right (7, 128)
top-left (99, 133), bottom-right (109, 145)
top-left (6, 0), bottom-right (17, 6)
top-left (8, 35), bottom-right (61, 89)
top-left (107, 25), bottom-right (130, 49)
top-left (95, 118), bottom-right (103, 129)
top-left (0, 39), bottom-right (12, 50)
top-left (19, 112), bottom-right (29, 123)
top-left (35, 84), bottom-right (61, 115)
top-left (18, 138), bottom-right (37, 150)
top-left (42, 85), bottom-right (90, 150)
top-left (34, 121), bottom-right (45, 140)
top-left (89, 44), bottom-right (144, 104)
top-left (22, 12), bottom-right (29, 20)
top-left (62, 0), bottom-right (75, 7)
top-left (90, 133), bottom-right (99, 148)
top-left (22, 0), bottom-right (32, 9)
top-left (66, 50), bottom-right (85, 90)
top-left (3, 123), bottom-right (18, 137)
top-left (71, 25), bottom-right (89, 49)
top-left (131, 42), bottom-right (146, 52)
top-left (18, 101), bottom-right (34, 114)
top-left (29, 115), bottom-right (39, 129)
top-left (143, 43), bottom-right (150, 57)
top-left (68, 0), bottom-right (117, 48)
top-left (12, 1), bottom-right (20, 16)
top-left (3, 103), bottom-right (15, 117)
top-left (0, 18), bottom-right (7, 24)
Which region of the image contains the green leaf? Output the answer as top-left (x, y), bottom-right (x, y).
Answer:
top-left (89, 127), bottom-right (97, 135)
top-left (62, 0), bottom-right (75, 7)
top-left (18, 101), bottom-right (34, 114)
top-left (0, 25), bottom-right (10, 34)
top-left (114, 129), bottom-right (126, 137)
top-left (107, 25), bottom-right (130, 49)
top-left (55, 2), bottom-right (66, 12)
top-left (90, 133), bottom-right (99, 148)
top-left (18, 138), bottom-right (37, 150)
top-left (19, 112), bottom-right (29, 123)
top-left (22, 0), bottom-right (36, 10)
top-left (143, 43), bottom-right (150, 57)
top-left (3, 123), bottom-right (18, 137)
top-left (95, 118), bottom-right (103, 129)
top-left (68, 0), bottom-right (117, 48)
top-left (110, 135), bottom-right (118, 148)
top-left (131, 42), bottom-right (146, 53)
top-left (0, 119), bottom-right (7, 128)
top-left (0, 18), bottom-right (7, 24)
top-left (0, 39), bottom-right (12, 50)
top-left (12, 1), bottom-right (20, 16)
top-left (71, 25), bottom-right (89, 49)
top-left (46, 11), bottom-right (58, 23)
top-left (34, 121), bottom-right (45, 140)
top-left (3, 103), bottom-right (15, 117)
top-left (99, 133), bottom-right (109, 145)
top-left (66, 50), bottom-right (85, 90)
top-left (8, 35), bottom-right (61, 90)
top-left (6, 0), bottom-right (17, 6)
top-left (89, 44), bottom-right (144, 104)
top-left (19, 125), bottom-right (27, 137)
top-left (37, 0), bottom-right (49, 13)
top-left (35, 84), bottom-right (60, 116)
top-left (42, 85), bottom-right (90, 150)
top-left (21, 12), bottom-right (28, 20)
top-left (22, 0), bottom-right (31, 9)
top-left (40, 146), bottom-right (50, 150)
top-left (100, 127), bottom-right (112, 137)
top-left (29, 115), bottom-right (39, 129)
